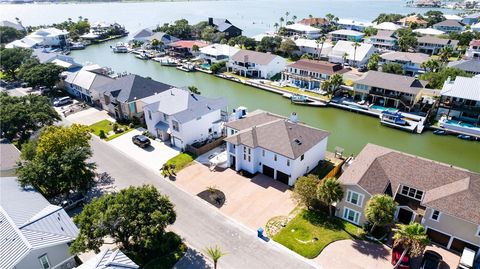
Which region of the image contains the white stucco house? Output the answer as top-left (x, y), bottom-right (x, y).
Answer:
top-left (227, 49), bottom-right (287, 79)
top-left (142, 88), bottom-right (228, 150)
top-left (6, 28), bottom-right (70, 49)
top-left (199, 43), bottom-right (239, 64)
top-left (328, 40), bottom-right (375, 67)
top-left (294, 38), bottom-right (334, 59)
top-left (0, 178), bottom-right (79, 269)
top-left (225, 110), bottom-right (330, 186)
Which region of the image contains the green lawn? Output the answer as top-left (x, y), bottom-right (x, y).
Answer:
top-left (165, 152), bottom-right (196, 173)
top-left (143, 244), bottom-right (187, 269)
top-left (89, 120), bottom-right (130, 140)
top-left (273, 210), bottom-right (363, 258)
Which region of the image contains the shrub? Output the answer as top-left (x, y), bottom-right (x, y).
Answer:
top-left (132, 116), bottom-right (141, 126)
top-left (112, 123), bottom-right (119, 133)
top-left (128, 123), bottom-right (134, 129)
top-left (99, 130), bottom-right (106, 139)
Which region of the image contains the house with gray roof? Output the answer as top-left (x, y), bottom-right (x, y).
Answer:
top-left (433, 19), bottom-right (465, 33)
top-left (447, 59), bottom-right (480, 75)
top-left (225, 110), bottom-right (330, 185)
top-left (142, 87), bottom-right (227, 149)
top-left (131, 28), bottom-right (153, 42)
top-left (0, 143), bottom-right (20, 176)
top-left (0, 20), bottom-right (26, 31)
top-left (63, 68), bottom-right (114, 104)
top-left (94, 74), bottom-right (174, 120)
top-left (227, 49), bottom-right (287, 79)
top-left (32, 49), bottom-right (82, 71)
top-left (353, 71), bottom-right (428, 110)
top-left (76, 249), bottom-right (138, 269)
top-left (207, 18), bottom-right (242, 38)
top-left (416, 35), bottom-right (459, 55)
top-left (436, 76), bottom-right (480, 134)
top-left (336, 143), bottom-right (480, 254)
top-left (0, 178), bottom-right (79, 269)
top-left (379, 51), bottom-right (431, 75)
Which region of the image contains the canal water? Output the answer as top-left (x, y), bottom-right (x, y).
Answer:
top-left (69, 38), bottom-right (480, 172)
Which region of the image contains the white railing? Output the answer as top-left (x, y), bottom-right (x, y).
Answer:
top-left (51, 256), bottom-right (76, 269)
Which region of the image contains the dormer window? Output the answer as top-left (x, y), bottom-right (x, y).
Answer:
top-left (400, 185), bottom-right (423, 201)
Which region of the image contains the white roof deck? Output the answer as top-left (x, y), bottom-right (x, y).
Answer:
top-left (441, 76), bottom-right (480, 101)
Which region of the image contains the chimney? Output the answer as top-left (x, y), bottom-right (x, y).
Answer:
top-left (446, 76), bottom-right (452, 84)
top-left (290, 112), bottom-right (298, 123)
top-left (208, 18), bottom-right (213, 26)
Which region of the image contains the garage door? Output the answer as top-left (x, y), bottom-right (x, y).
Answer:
top-left (276, 171), bottom-right (289, 185)
top-left (450, 238), bottom-right (479, 254)
top-left (427, 228), bottom-right (450, 248)
top-left (262, 165), bottom-right (274, 178)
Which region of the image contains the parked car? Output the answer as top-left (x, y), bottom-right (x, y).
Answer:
top-left (53, 96), bottom-right (73, 107)
top-left (60, 193), bottom-right (85, 211)
top-left (358, 65), bottom-right (368, 72)
top-left (421, 250), bottom-right (443, 269)
top-left (458, 248), bottom-right (476, 269)
top-left (132, 135), bottom-right (151, 148)
top-left (39, 86), bottom-right (51, 94)
top-left (392, 247), bottom-right (411, 269)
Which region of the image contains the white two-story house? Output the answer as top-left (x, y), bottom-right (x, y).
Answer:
top-left (0, 178), bottom-right (79, 269)
top-left (142, 88), bottom-right (228, 150)
top-left (227, 49), bottom-right (287, 79)
top-left (225, 110), bottom-right (330, 186)
top-left (336, 143), bottom-right (480, 255)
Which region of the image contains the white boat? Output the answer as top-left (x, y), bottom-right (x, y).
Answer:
top-left (135, 53), bottom-right (149, 60)
top-left (153, 56), bottom-right (178, 66)
top-left (112, 42), bottom-right (128, 53)
top-left (176, 62), bottom-right (196, 72)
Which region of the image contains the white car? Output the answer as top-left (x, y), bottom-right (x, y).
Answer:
top-left (53, 96), bottom-right (73, 107)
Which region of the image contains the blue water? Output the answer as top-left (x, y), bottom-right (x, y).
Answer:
top-left (200, 63), bottom-right (211, 69)
top-left (446, 120), bottom-right (479, 129)
top-left (371, 105), bottom-right (399, 112)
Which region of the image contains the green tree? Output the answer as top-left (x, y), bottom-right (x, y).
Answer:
top-left (0, 26), bottom-right (26, 44)
top-left (373, 13), bottom-right (403, 23)
top-left (279, 17), bottom-right (285, 27)
top-left (210, 61), bottom-right (226, 74)
top-left (328, 73), bottom-right (343, 94)
top-left (392, 223), bottom-right (430, 269)
top-left (363, 26), bottom-right (378, 37)
top-left (279, 38), bottom-right (298, 58)
top-left (419, 67), bottom-right (471, 89)
top-left (192, 44), bottom-right (200, 54)
top-left (17, 124), bottom-right (94, 198)
top-left (228, 35), bottom-right (256, 50)
top-left (71, 185), bottom-right (177, 263)
top-left (438, 46), bottom-right (453, 63)
top-left (188, 85), bottom-right (201, 95)
top-left (0, 47), bottom-right (32, 80)
top-left (17, 57), bottom-right (40, 79)
top-left (365, 194), bottom-right (397, 234)
top-left (204, 245), bottom-right (227, 269)
top-left (352, 42), bottom-right (361, 67)
top-left (396, 28), bottom-right (417, 52)
top-left (256, 36), bottom-right (282, 53)
top-left (420, 59), bottom-right (441, 73)
top-left (342, 52), bottom-right (349, 66)
top-left (292, 174), bottom-right (320, 209)
top-left (381, 63), bottom-right (405, 75)
top-left (325, 13), bottom-right (336, 22)
top-left (424, 10), bottom-right (445, 27)
top-left (22, 63), bottom-right (66, 88)
top-left (0, 93), bottom-right (60, 143)
top-left (367, 53), bottom-right (380, 70)
top-left (317, 177), bottom-right (344, 217)
top-left (316, 36), bottom-right (326, 60)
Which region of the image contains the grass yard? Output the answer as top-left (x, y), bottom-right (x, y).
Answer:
top-left (89, 119), bottom-right (131, 140)
top-left (273, 210), bottom-right (363, 258)
top-left (165, 152), bottom-right (196, 173)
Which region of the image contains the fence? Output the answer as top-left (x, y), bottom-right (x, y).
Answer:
top-left (185, 136), bottom-right (225, 156)
top-left (321, 159), bottom-right (345, 180)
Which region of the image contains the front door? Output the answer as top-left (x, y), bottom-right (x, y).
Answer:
top-left (397, 208), bottom-right (413, 224)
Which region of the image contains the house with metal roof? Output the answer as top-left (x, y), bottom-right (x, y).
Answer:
top-left (75, 249), bottom-right (138, 269)
top-left (131, 28), bottom-right (154, 42)
top-left (461, 12), bottom-right (480, 25)
top-left (352, 71), bottom-right (428, 110)
top-left (329, 29), bottom-right (365, 42)
top-left (336, 143), bottom-right (480, 254)
top-left (207, 18), bottom-right (242, 38)
top-left (373, 22), bottom-right (403, 31)
top-left (433, 19), bottom-right (465, 33)
top-left (412, 27), bottom-right (446, 36)
top-left (416, 36), bottom-right (459, 55)
top-left (6, 28), bottom-right (69, 49)
top-left (336, 18), bottom-right (373, 32)
top-left (436, 76), bottom-right (480, 135)
top-left (145, 31), bottom-right (179, 47)
top-left (0, 143), bottom-right (20, 176)
top-left (0, 178), bottom-right (79, 269)
top-left (282, 59), bottom-right (348, 90)
top-left (142, 87), bottom-right (227, 150)
top-left (379, 51), bottom-right (431, 75)
top-left (94, 74), bottom-right (174, 120)
top-left (225, 110), bottom-right (330, 186)
top-left (284, 23), bottom-right (322, 39)
top-left (227, 49), bottom-right (287, 79)
top-left (328, 40), bottom-right (375, 67)
top-left (32, 48), bottom-right (82, 71)
top-left (199, 43), bottom-right (239, 64)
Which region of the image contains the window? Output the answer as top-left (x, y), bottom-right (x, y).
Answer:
top-left (230, 129), bottom-right (235, 135)
top-left (39, 254), bottom-right (50, 269)
top-left (274, 154), bottom-right (277, 161)
top-left (248, 156), bottom-right (251, 162)
top-left (346, 190), bottom-right (364, 206)
top-left (148, 110), bottom-right (152, 120)
top-left (400, 186), bottom-right (423, 201)
top-left (300, 154), bottom-right (304, 161)
top-left (208, 128), bottom-right (212, 133)
top-left (262, 150), bottom-right (265, 157)
top-left (343, 207), bottom-right (360, 224)
top-left (430, 210), bottom-right (441, 221)
top-left (248, 148), bottom-right (251, 154)
top-left (172, 120), bottom-right (179, 132)
top-left (477, 226), bottom-right (480, 238)
top-left (163, 113), bottom-right (168, 121)
top-left (243, 154), bottom-right (246, 160)
top-left (287, 159), bottom-right (290, 166)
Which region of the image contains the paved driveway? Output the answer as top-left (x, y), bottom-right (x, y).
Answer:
top-left (108, 129), bottom-right (179, 172)
top-left (65, 107), bottom-right (114, 126)
top-left (315, 239), bottom-right (391, 269)
top-left (175, 163), bottom-right (296, 230)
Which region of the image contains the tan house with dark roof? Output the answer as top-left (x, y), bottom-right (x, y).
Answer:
top-left (417, 35), bottom-right (459, 55)
top-left (282, 59), bottom-right (348, 90)
top-left (225, 110), bottom-right (330, 186)
top-left (227, 49), bottom-right (287, 79)
top-left (336, 143), bottom-right (480, 254)
top-left (353, 71), bottom-right (428, 110)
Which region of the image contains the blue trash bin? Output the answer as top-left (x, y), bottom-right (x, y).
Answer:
top-left (257, 228), bottom-right (264, 238)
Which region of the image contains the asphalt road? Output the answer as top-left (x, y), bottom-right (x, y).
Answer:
top-left (89, 136), bottom-right (317, 269)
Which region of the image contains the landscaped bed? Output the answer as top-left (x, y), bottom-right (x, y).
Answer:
top-left (273, 210), bottom-right (363, 259)
top-left (164, 152), bottom-right (196, 174)
top-left (89, 119), bottom-right (132, 141)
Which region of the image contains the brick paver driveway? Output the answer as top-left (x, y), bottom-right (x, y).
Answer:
top-left (175, 163), bottom-right (296, 231)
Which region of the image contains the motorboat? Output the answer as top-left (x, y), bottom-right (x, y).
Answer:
top-left (112, 42), bottom-right (128, 53)
top-left (433, 130), bottom-right (447, 135)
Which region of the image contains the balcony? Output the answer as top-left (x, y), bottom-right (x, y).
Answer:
top-left (439, 101), bottom-right (480, 113)
top-left (52, 256), bottom-right (77, 269)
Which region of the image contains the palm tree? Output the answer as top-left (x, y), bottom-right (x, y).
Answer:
top-left (329, 74), bottom-right (343, 94)
top-left (317, 177), bottom-right (344, 217)
top-left (364, 194), bottom-right (397, 234)
top-left (316, 36), bottom-right (326, 60)
top-left (205, 245), bottom-right (227, 269)
top-left (321, 80), bottom-right (331, 92)
top-left (292, 15), bottom-right (297, 23)
top-left (285, 11), bottom-right (290, 24)
top-left (367, 53), bottom-right (380, 71)
top-left (392, 223), bottom-right (430, 269)
top-left (439, 47), bottom-right (453, 63)
top-left (188, 86), bottom-right (201, 95)
top-left (342, 52), bottom-right (349, 67)
top-left (273, 22), bottom-right (279, 32)
top-left (326, 13), bottom-right (335, 22)
top-left (352, 42), bottom-right (361, 67)
top-left (279, 17), bottom-right (285, 27)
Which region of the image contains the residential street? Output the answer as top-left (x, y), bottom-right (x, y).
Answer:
top-left (89, 136), bottom-right (317, 269)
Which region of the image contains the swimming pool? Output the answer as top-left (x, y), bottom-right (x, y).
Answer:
top-left (200, 63), bottom-right (211, 69)
top-left (370, 105), bottom-right (399, 112)
top-left (445, 120), bottom-right (478, 129)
